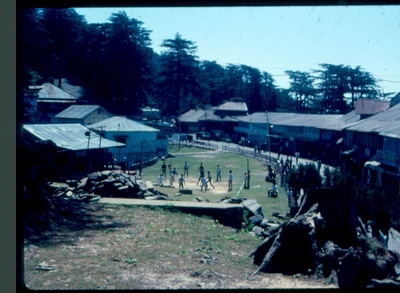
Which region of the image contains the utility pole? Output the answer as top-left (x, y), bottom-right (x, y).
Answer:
top-left (269, 125), bottom-right (273, 163)
top-left (117, 123), bottom-right (121, 164)
top-left (85, 129), bottom-right (92, 172)
top-left (266, 111), bottom-right (273, 163)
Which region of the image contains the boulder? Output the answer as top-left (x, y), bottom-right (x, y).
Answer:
top-left (145, 180), bottom-right (154, 191)
top-left (242, 199), bottom-right (263, 217)
top-left (248, 213), bottom-right (264, 226)
top-left (251, 226), bottom-right (265, 237)
top-left (76, 177), bottom-right (88, 189)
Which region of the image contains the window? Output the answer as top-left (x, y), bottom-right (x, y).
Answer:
top-left (114, 136), bottom-right (127, 144)
top-left (383, 137), bottom-right (400, 154)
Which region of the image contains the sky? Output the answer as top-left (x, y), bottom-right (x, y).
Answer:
top-left (74, 6), bottom-right (400, 96)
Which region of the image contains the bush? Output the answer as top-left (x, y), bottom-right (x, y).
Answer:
top-left (286, 163), bottom-right (322, 191)
top-left (241, 209), bottom-right (255, 232)
top-left (331, 170), bottom-right (399, 232)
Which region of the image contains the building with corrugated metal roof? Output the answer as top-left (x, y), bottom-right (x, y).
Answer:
top-left (214, 101), bottom-right (248, 115)
top-left (354, 98), bottom-right (390, 119)
top-left (343, 102), bottom-right (400, 191)
top-left (234, 110), bottom-right (361, 165)
top-left (23, 123), bottom-right (125, 174)
top-left (88, 116), bottom-right (169, 169)
top-left (178, 101), bottom-right (249, 141)
top-left (178, 109), bottom-right (206, 133)
top-left (53, 105), bottom-right (112, 125)
top-left (28, 81), bottom-right (85, 123)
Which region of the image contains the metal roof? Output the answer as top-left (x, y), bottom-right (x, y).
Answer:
top-left (31, 83), bottom-right (78, 101)
top-left (236, 112), bottom-right (267, 123)
top-left (199, 109), bottom-right (241, 122)
top-left (217, 101), bottom-right (248, 112)
top-left (55, 105), bottom-right (111, 119)
top-left (371, 102), bottom-right (400, 121)
top-left (57, 78), bottom-right (84, 98)
top-left (347, 102), bottom-right (400, 137)
top-left (23, 123), bottom-right (125, 151)
top-left (88, 116), bottom-right (159, 132)
top-left (179, 109), bottom-right (206, 123)
top-left (355, 98), bottom-right (390, 115)
top-left (237, 111), bottom-right (360, 131)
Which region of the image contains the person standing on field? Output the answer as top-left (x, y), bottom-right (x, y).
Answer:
top-left (246, 170), bottom-right (251, 189)
top-left (200, 176), bottom-right (208, 192)
top-left (228, 170), bottom-right (233, 191)
top-left (287, 187), bottom-right (298, 217)
top-left (169, 170), bottom-right (174, 185)
top-left (295, 152), bottom-right (299, 165)
top-left (197, 163), bottom-right (205, 185)
top-left (184, 161), bottom-right (190, 177)
top-left (216, 165), bottom-right (222, 181)
top-left (207, 171), bottom-right (215, 188)
top-left (161, 162), bottom-right (167, 177)
top-left (178, 174), bottom-right (185, 190)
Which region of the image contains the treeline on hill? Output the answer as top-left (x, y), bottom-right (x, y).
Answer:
top-left (19, 8), bottom-right (390, 120)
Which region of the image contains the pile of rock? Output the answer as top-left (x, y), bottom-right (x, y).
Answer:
top-left (196, 196), bottom-right (282, 234)
top-left (47, 170), bottom-right (170, 202)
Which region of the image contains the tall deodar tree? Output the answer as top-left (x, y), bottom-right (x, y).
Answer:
top-left (158, 33), bottom-right (200, 116)
top-left (285, 70), bottom-right (316, 113)
top-left (103, 11), bottom-right (155, 115)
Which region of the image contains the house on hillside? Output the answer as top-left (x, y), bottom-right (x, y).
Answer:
top-left (53, 105), bottom-right (112, 125)
top-left (88, 116), bottom-right (169, 169)
top-left (23, 123), bottom-right (124, 175)
top-left (28, 80), bottom-right (86, 123)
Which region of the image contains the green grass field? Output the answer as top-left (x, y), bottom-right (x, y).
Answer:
top-left (140, 144), bottom-right (290, 218)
